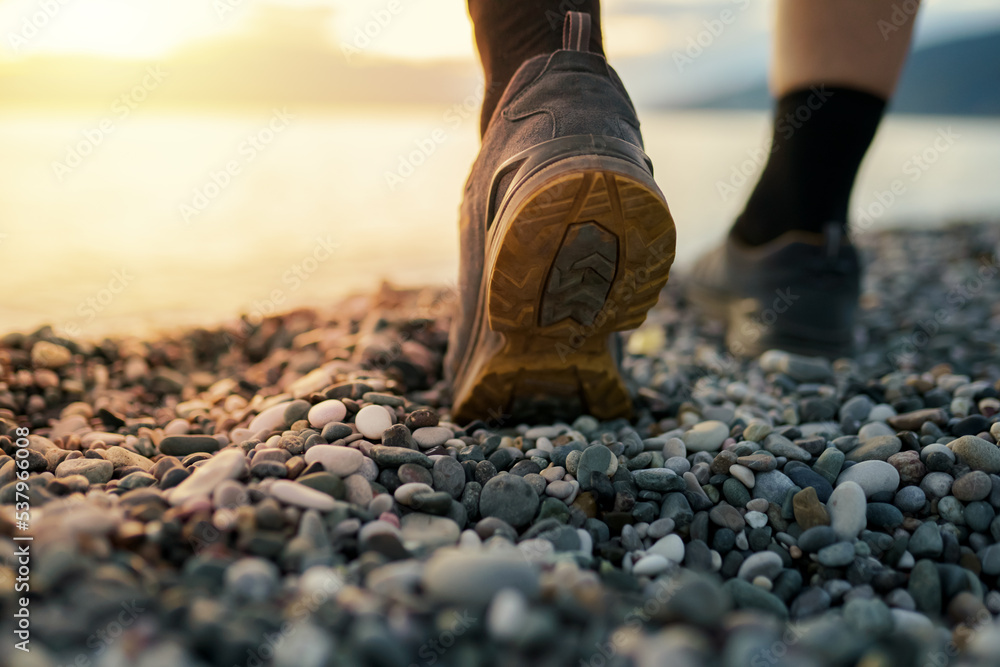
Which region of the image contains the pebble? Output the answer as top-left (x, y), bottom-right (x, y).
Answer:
top-left (753, 470), bottom-right (795, 504)
top-left (817, 542), bottom-right (856, 568)
top-left (412, 426), bottom-right (453, 449)
top-left (633, 554), bottom-right (672, 577)
top-left (54, 458), bottom-right (113, 484)
top-left (648, 534), bottom-right (685, 562)
top-left (169, 448), bottom-right (246, 505)
top-left (846, 435), bottom-right (901, 462)
top-left (248, 401), bottom-right (293, 434)
top-left (828, 481), bottom-right (867, 540)
top-left (422, 549), bottom-right (537, 605)
top-left (479, 475), bottom-right (540, 529)
top-left (307, 400), bottom-right (347, 428)
top-left (836, 461), bottom-right (900, 497)
top-left (8, 226), bottom-right (1000, 667)
top-left (949, 436), bottom-right (1000, 473)
top-left (952, 471), bottom-right (993, 502)
top-left (683, 420), bottom-right (729, 452)
top-left (159, 435), bottom-right (221, 457)
top-left (738, 551), bottom-right (783, 581)
top-left (894, 486), bottom-right (927, 513)
top-left (304, 445), bottom-right (364, 477)
top-left (103, 446), bottom-right (153, 471)
top-left (577, 445), bottom-right (617, 489)
top-left (269, 479), bottom-right (336, 511)
top-left (355, 405), bottom-right (393, 440)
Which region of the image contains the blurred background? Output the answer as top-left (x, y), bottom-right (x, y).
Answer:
top-left (1, 0), bottom-right (998, 338)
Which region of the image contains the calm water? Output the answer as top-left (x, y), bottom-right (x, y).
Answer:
top-left (2, 108), bottom-right (998, 338)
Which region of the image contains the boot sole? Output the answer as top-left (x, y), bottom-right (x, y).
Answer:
top-left (451, 153), bottom-right (676, 424)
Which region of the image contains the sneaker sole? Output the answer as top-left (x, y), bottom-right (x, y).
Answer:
top-left (451, 154), bottom-right (675, 424)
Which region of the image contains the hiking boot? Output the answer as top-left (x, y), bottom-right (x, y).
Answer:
top-left (688, 223), bottom-right (860, 359)
top-left (446, 11), bottom-right (676, 424)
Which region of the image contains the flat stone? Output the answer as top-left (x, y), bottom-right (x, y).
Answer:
top-left (840, 395), bottom-right (875, 423)
top-left (949, 436), bottom-right (1000, 473)
top-left (104, 446), bottom-right (153, 471)
top-left (836, 461), bottom-right (900, 497)
top-left (432, 457), bottom-right (466, 499)
top-left (952, 471), bottom-right (993, 502)
top-left (55, 458), bottom-right (113, 484)
top-left (787, 467), bottom-right (833, 502)
top-left (344, 474), bottom-right (374, 507)
top-left (817, 542), bottom-right (855, 568)
top-left (846, 436), bottom-right (902, 463)
top-left (683, 421), bottom-right (729, 452)
top-left (247, 401), bottom-right (292, 434)
top-left (729, 464), bottom-right (755, 489)
top-left (647, 534), bottom-right (685, 562)
top-left (296, 472), bottom-right (346, 500)
top-left (633, 554), bottom-right (672, 577)
top-left (370, 446), bottom-right (432, 468)
top-left (813, 448), bottom-right (846, 486)
top-left (270, 479), bottom-right (336, 511)
top-left (827, 481), bottom-right (867, 540)
top-left (307, 400), bottom-right (347, 428)
top-left (632, 468), bottom-right (685, 492)
top-left (857, 422), bottom-right (896, 441)
top-left (169, 449), bottom-right (246, 506)
top-left (909, 522), bottom-right (943, 558)
top-left (355, 405), bottom-right (393, 440)
top-left (723, 578), bottom-right (788, 619)
top-left (479, 474), bottom-right (540, 529)
top-left (400, 514), bottom-right (461, 552)
top-left (738, 551), bottom-right (783, 581)
top-left (894, 486), bottom-right (926, 513)
top-left (759, 350), bottom-right (832, 382)
top-left (709, 503), bottom-right (746, 532)
top-left (978, 544), bottom-right (1000, 576)
top-left (866, 502), bottom-right (903, 530)
top-left (798, 526), bottom-right (838, 553)
top-left (888, 451), bottom-right (926, 485)
top-left (159, 435), bottom-right (220, 457)
top-left (422, 548), bottom-right (538, 605)
top-left (888, 408), bottom-right (947, 431)
top-left (909, 559), bottom-right (941, 614)
top-left (763, 434), bottom-right (810, 462)
top-left (737, 454), bottom-right (777, 472)
top-left (793, 486), bottom-right (830, 530)
top-left (304, 445), bottom-right (364, 477)
top-left (412, 427), bottom-right (453, 449)
top-left (577, 445), bottom-right (617, 490)
top-left (753, 470), bottom-right (796, 504)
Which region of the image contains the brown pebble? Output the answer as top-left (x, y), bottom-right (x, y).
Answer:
top-left (793, 486), bottom-right (830, 530)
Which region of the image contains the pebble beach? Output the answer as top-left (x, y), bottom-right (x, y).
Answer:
top-left (2, 222), bottom-right (1000, 667)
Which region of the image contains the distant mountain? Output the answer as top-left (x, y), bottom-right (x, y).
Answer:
top-left (677, 29), bottom-right (1000, 115)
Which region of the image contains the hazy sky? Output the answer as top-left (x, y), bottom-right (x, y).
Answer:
top-left (1, 0), bottom-right (998, 63)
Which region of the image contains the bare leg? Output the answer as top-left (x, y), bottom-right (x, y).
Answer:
top-left (773, 0), bottom-right (919, 98)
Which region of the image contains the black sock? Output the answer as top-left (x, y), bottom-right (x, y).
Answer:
top-left (468, 0), bottom-right (604, 137)
top-left (731, 85), bottom-right (886, 246)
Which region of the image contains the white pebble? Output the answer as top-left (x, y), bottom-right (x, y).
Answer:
top-left (355, 405), bottom-right (393, 440)
top-left (270, 480), bottom-right (336, 511)
top-left (304, 445), bottom-right (363, 477)
top-left (632, 554), bottom-right (671, 577)
top-left (307, 400), bottom-right (347, 428)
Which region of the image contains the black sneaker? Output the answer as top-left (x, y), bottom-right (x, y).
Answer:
top-left (688, 223), bottom-right (860, 359)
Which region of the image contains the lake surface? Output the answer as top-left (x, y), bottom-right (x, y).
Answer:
top-left (1, 108), bottom-right (998, 338)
